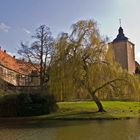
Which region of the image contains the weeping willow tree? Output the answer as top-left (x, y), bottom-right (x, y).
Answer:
top-left (49, 33), bottom-right (79, 101)
top-left (49, 20), bottom-right (139, 111)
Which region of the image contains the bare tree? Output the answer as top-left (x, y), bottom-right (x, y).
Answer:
top-left (18, 25), bottom-right (54, 90)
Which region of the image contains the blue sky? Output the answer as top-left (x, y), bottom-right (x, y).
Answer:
top-left (0, 0), bottom-right (140, 62)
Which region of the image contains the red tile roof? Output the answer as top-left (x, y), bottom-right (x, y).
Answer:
top-left (0, 49), bottom-right (39, 75)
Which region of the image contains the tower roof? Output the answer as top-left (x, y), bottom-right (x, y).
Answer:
top-left (113, 26), bottom-right (128, 42)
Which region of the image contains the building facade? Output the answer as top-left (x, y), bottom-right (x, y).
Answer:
top-left (111, 26), bottom-right (136, 74)
top-left (0, 49), bottom-right (40, 86)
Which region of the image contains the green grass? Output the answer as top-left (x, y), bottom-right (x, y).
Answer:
top-left (0, 101), bottom-right (140, 122)
top-left (34, 101), bottom-right (140, 120)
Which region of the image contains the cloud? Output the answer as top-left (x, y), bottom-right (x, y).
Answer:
top-left (23, 28), bottom-right (31, 34)
top-left (0, 22), bottom-right (10, 32)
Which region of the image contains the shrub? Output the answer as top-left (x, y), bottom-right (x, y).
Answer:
top-left (0, 93), bottom-right (58, 117)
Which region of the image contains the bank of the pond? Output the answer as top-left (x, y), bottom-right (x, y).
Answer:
top-left (0, 101), bottom-right (140, 123)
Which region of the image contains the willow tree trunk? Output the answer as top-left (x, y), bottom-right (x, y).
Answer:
top-left (92, 93), bottom-right (106, 112)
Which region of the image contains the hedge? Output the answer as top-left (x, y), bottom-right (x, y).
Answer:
top-left (0, 93), bottom-right (58, 117)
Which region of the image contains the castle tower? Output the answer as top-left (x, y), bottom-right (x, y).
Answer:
top-left (111, 26), bottom-right (135, 74)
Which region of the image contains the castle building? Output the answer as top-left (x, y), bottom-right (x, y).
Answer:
top-left (111, 26), bottom-right (136, 74)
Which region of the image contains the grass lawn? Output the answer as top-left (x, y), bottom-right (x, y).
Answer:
top-left (0, 101), bottom-right (140, 122)
top-left (34, 101), bottom-right (140, 120)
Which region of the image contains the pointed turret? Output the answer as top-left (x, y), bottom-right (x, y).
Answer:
top-left (113, 26), bottom-right (128, 42)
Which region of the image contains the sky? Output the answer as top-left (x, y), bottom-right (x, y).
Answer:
top-left (0, 0), bottom-right (140, 62)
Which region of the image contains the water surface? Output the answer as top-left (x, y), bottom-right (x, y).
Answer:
top-left (0, 119), bottom-right (140, 140)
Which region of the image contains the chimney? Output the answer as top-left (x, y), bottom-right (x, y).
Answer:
top-left (4, 50), bottom-right (6, 53)
top-left (13, 56), bottom-right (15, 59)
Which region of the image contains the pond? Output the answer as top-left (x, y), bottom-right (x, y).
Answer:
top-left (0, 119), bottom-right (140, 140)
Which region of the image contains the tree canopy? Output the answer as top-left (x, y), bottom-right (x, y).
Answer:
top-left (49, 20), bottom-right (139, 112)
top-left (18, 20), bottom-right (140, 112)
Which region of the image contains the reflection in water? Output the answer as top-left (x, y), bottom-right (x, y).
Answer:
top-left (0, 119), bottom-right (140, 140)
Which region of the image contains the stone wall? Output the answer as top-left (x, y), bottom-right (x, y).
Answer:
top-left (111, 41), bottom-right (135, 74)
top-left (112, 41), bottom-right (128, 70)
top-left (127, 42), bottom-right (135, 74)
